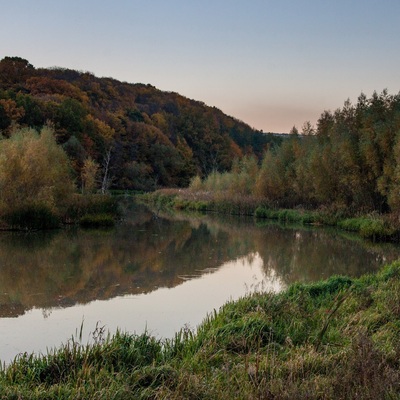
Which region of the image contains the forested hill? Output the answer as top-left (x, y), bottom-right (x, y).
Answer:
top-left (0, 56), bottom-right (281, 190)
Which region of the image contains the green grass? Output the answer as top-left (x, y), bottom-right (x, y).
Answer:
top-left (338, 216), bottom-right (396, 240)
top-left (79, 213), bottom-right (115, 228)
top-left (65, 194), bottom-right (120, 223)
top-left (1, 262), bottom-right (400, 399)
top-left (140, 190), bottom-right (400, 244)
top-left (254, 207), bottom-right (400, 241)
top-left (254, 206), bottom-right (318, 224)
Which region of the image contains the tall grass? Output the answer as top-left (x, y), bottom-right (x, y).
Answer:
top-left (338, 216), bottom-right (396, 240)
top-left (141, 189), bottom-right (400, 241)
top-left (64, 194), bottom-right (120, 224)
top-left (254, 206), bottom-right (318, 225)
top-left (1, 262), bottom-right (400, 398)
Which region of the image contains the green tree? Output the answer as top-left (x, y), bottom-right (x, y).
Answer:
top-left (54, 98), bottom-right (87, 142)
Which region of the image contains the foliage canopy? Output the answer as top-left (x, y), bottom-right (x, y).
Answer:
top-left (192, 90), bottom-right (400, 216)
top-left (0, 57), bottom-right (281, 191)
top-left (0, 126), bottom-right (75, 223)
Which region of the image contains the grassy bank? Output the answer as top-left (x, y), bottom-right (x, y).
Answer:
top-left (0, 194), bottom-right (120, 231)
top-left (1, 262), bottom-right (400, 399)
top-left (140, 189), bottom-right (263, 216)
top-left (139, 189), bottom-right (400, 242)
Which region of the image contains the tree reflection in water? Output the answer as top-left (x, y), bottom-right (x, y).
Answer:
top-left (0, 207), bottom-right (400, 360)
top-left (0, 203), bottom-right (398, 321)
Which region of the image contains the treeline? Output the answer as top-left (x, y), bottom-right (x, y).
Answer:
top-left (192, 90), bottom-right (400, 215)
top-left (0, 125), bottom-right (119, 229)
top-left (0, 56), bottom-right (281, 191)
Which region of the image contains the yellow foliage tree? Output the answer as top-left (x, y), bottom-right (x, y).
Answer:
top-left (0, 99), bottom-right (25, 135)
top-left (81, 157), bottom-right (99, 194)
top-left (0, 125), bottom-right (75, 218)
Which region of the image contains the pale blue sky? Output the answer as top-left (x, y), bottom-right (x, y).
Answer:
top-left (1, 0), bottom-right (399, 132)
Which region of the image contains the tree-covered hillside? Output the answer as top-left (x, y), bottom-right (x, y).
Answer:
top-left (179, 89), bottom-right (400, 218)
top-left (0, 56), bottom-right (281, 191)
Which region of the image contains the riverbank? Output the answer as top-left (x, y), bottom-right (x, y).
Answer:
top-left (0, 194), bottom-right (120, 231)
top-left (139, 188), bottom-right (400, 242)
top-left (1, 261), bottom-right (399, 399)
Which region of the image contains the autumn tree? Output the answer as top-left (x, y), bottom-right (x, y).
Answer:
top-left (0, 57), bottom-right (303, 191)
top-left (85, 115), bottom-right (116, 193)
top-left (0, 99), bottom-right (25, 135)
top-left (81, 157), bottom-right (99, 194)
top-left (0, 57), bottom-right (34, 89)
top-left (255, 136), bottom-right (301, 206)
top-left (0, 125), bottom-right (75, 225)
top-left (0, 102), bottom-right (11, 131)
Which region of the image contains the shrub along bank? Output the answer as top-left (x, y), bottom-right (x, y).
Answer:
top-left (1, 262), bottom-right (400, 399)
top-left (0, 126), bottom-right (120, 230)
top-left (139, 189), bottom-right (400, 242)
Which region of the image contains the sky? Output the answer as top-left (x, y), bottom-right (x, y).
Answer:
top-left (1, 0), bottom-right (400, 133)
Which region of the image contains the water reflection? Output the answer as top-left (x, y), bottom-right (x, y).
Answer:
top-left (1, 252), bottom-right (271, 364)
top-left (0, 204), bottom-right (399, 320)
top-left (1, 203), bottom-right (400, 363)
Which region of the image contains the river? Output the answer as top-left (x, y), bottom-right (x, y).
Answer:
top-left (0, 203), bottom-right (399, 364)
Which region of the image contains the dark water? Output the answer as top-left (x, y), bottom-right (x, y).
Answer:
top-left (0, 203), bottom-right (399, 363)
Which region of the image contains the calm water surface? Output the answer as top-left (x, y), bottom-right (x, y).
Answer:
top-left (1, 204), bottom-right (399, 363)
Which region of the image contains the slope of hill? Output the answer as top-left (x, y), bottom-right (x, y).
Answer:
top-left (0, 56), bottom-right (281, 191)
